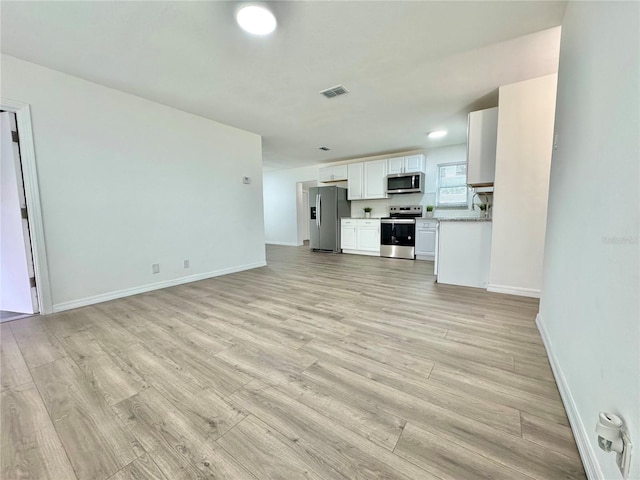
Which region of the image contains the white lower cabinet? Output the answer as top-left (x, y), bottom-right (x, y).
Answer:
top-left (436, 221), bottom-right (492, 288)
top-left (340, 219), bottom-right (357, 250)
top-left (341, 219), bottom-right (380, 256)
top-left (415, 220), bottom-right (437, 260)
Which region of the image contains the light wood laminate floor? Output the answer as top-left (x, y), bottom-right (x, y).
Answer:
top-left (1, 244), bottom-right (586, 480)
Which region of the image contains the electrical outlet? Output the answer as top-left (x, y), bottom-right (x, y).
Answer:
top-left (152, 263), bottom-right (160, 274)
top-left (618, 430), bottom-right (632, 479)
top-left (183, 259), bottom-right (190, 268)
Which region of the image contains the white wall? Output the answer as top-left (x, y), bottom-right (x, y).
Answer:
top-left (488, 74), bottom-right (557, 298)
top-left (263, 164), bottom-right (318, 246)
top-left (538, 3), bottom-right (639, 480)
top-left (1, 55), bottom-right (265, 311)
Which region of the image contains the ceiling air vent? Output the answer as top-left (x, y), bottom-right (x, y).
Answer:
top-left (319, 85), bottom-right (349, 99)
top-left (318, 146), bottom-right (331, 151)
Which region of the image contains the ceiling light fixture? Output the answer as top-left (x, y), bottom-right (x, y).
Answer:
top-left (428, 130), bottom-right (448, 139)
top-left (318, 146), bottom-right (331, 151)
top-left (236, 5), bottom-right (277, 35)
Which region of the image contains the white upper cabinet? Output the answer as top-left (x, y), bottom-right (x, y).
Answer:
top-left (348, 160), bottom-right (387, 200)
top-left (387, 154), bottom-right (425, 175)
top-left (467, 107), bottom-right (498, 187)
top-left (347, 163), bottom-right (364, 200)
top-left (387, 157), bottom-right (405, 175)
top-left (363, 159), bottom-right (388, 199)
top-left (319, 165), bottom-right (348, 183)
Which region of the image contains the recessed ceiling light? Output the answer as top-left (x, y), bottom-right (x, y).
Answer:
top-left (428, 130), bottom-right (448, 139)
top-left (236, 5), bottom-right (276, 35)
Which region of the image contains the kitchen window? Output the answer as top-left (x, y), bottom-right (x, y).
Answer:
top-left (437, 162), bottom-right (469, 207)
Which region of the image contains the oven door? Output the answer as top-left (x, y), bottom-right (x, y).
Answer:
top-left (380, 218), bottom-right (416, 259)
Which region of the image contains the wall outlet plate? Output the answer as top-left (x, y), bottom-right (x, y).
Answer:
top-left (618, 430), bottom-right (632, 479)
top-left (152, 263), bottom-right (160, 274)
top-left (183, 259), bottom-right (190, 268)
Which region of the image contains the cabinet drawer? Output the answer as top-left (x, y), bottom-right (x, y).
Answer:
top-left (357, 219), bottom-right (380, 227)
top-left (416, 220), bottom-right (437, 229)
top-left (341, 219), bottom-right (356, 226)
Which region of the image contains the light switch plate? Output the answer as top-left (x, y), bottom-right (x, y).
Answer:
top-left (242, 176), bottom-right (251, 184)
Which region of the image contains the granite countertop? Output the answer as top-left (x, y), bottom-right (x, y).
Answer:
top-left (435, 217), bottom-right (492, 222)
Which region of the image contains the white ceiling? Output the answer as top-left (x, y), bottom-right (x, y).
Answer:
top-left (0, 1), bottom-right (565, 169)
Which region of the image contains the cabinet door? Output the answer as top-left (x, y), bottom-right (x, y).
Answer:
top-left (405, 154), bottom-right (425, 173)
top-left (363, 159), bottom-right (388, 199)
top-left (387, 157), bottom-right (405, 175)
top-left (467, 107), bottom-right (498, 186)
top-left (319, 166), bottom-right (333, 183)
top-left (357, 226), bottom-right (380, 252)
top-left (416, 228), bottom-right (437, 256)
top-left (347, 163), bottom-right (363, 200)
top-left (332, 165), bottom-right (348, 181)
top-left (341, 225), bottom-right (357, 250)
top-left (416, 229), bottom-right (436, 256)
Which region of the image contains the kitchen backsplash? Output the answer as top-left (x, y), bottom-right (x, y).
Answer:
top-left (350, 192), bottom-right (489, 218)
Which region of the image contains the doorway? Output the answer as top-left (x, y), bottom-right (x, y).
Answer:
top-left (1, 110), bottom-right (39, 321)
top-left (296, 180), bottom-right (317, 245)
top-left (0, 100), bottom-right (52, 318)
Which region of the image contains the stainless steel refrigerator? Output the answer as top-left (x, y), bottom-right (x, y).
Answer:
top-left (309, 186), bottom-right (351, 253)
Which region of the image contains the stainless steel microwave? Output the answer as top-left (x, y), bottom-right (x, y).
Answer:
top-left (386, 172), bottom-right (425, 194)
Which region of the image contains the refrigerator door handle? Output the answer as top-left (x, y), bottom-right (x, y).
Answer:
top-left (315, 194), bottom-right (320, 229)
top-left (318, 195), bottom-right (322, 227)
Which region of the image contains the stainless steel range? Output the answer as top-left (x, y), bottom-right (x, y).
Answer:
top-left (380, 205), bottom-right (423, 259)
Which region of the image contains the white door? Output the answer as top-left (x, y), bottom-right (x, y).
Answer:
top-left (387, 157), bottom-right (405, 175)
top-left (1, 112), bottom-right (39, 314)
top-left (303, 191), bottom-right (310, 241)
top-left (405, 154), bottom-right (425, 173)
top-left (416, 228), bottom-right (436, 256)
top-left (347, 163), bottom-right (363, 200)
top-left (357, 226), bottom-right (380, 252)
top-left (363, 159), bottom-right (388, 199)
top-left (341, 226), bottom-right (357, 250)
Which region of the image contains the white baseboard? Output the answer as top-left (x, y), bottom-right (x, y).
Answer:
top-left (487, 283), bottom-right (541, 298)
top-left (342, 249), bottom-right (380, 257)
top-left (266, 241), bottom-right (304, 247)
top-left (52, 261), bottom-right (267, 313)
top-left (536, 313), bottom-right (602, 480)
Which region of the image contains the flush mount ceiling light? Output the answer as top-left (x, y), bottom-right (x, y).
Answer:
top-left (236, 5), bottom-right (276, 35)
top-left (318, 146), bottom-right (331, 151)
top-left (428, 130), bottom-right (448, 139)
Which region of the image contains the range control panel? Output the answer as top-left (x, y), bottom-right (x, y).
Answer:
top-left (389, 205), bottom-right (423, 218)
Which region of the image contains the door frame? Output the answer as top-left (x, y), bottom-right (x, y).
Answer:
top-left (1, 97), bottom-right (53, 314)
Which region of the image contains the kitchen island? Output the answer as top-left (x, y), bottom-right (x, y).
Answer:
top-left (436, 218), bottom-right (492, 288)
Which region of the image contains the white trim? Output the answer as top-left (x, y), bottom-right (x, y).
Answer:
top-left (52, 261), bottom-right (266, 313)
top-left (266, 241), bottom-right (304, 247)
top-left (536, 313), bottom-right (602, 480)
top-left (487, 283), bottom-right (541, 298)
top-left (1, 98), bottom-right (53, 314)
top-left (342, 250), bottom-right (380, 256)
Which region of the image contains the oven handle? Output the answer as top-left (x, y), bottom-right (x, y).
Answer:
top-left (381, 218), bottom-right (416, 224)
